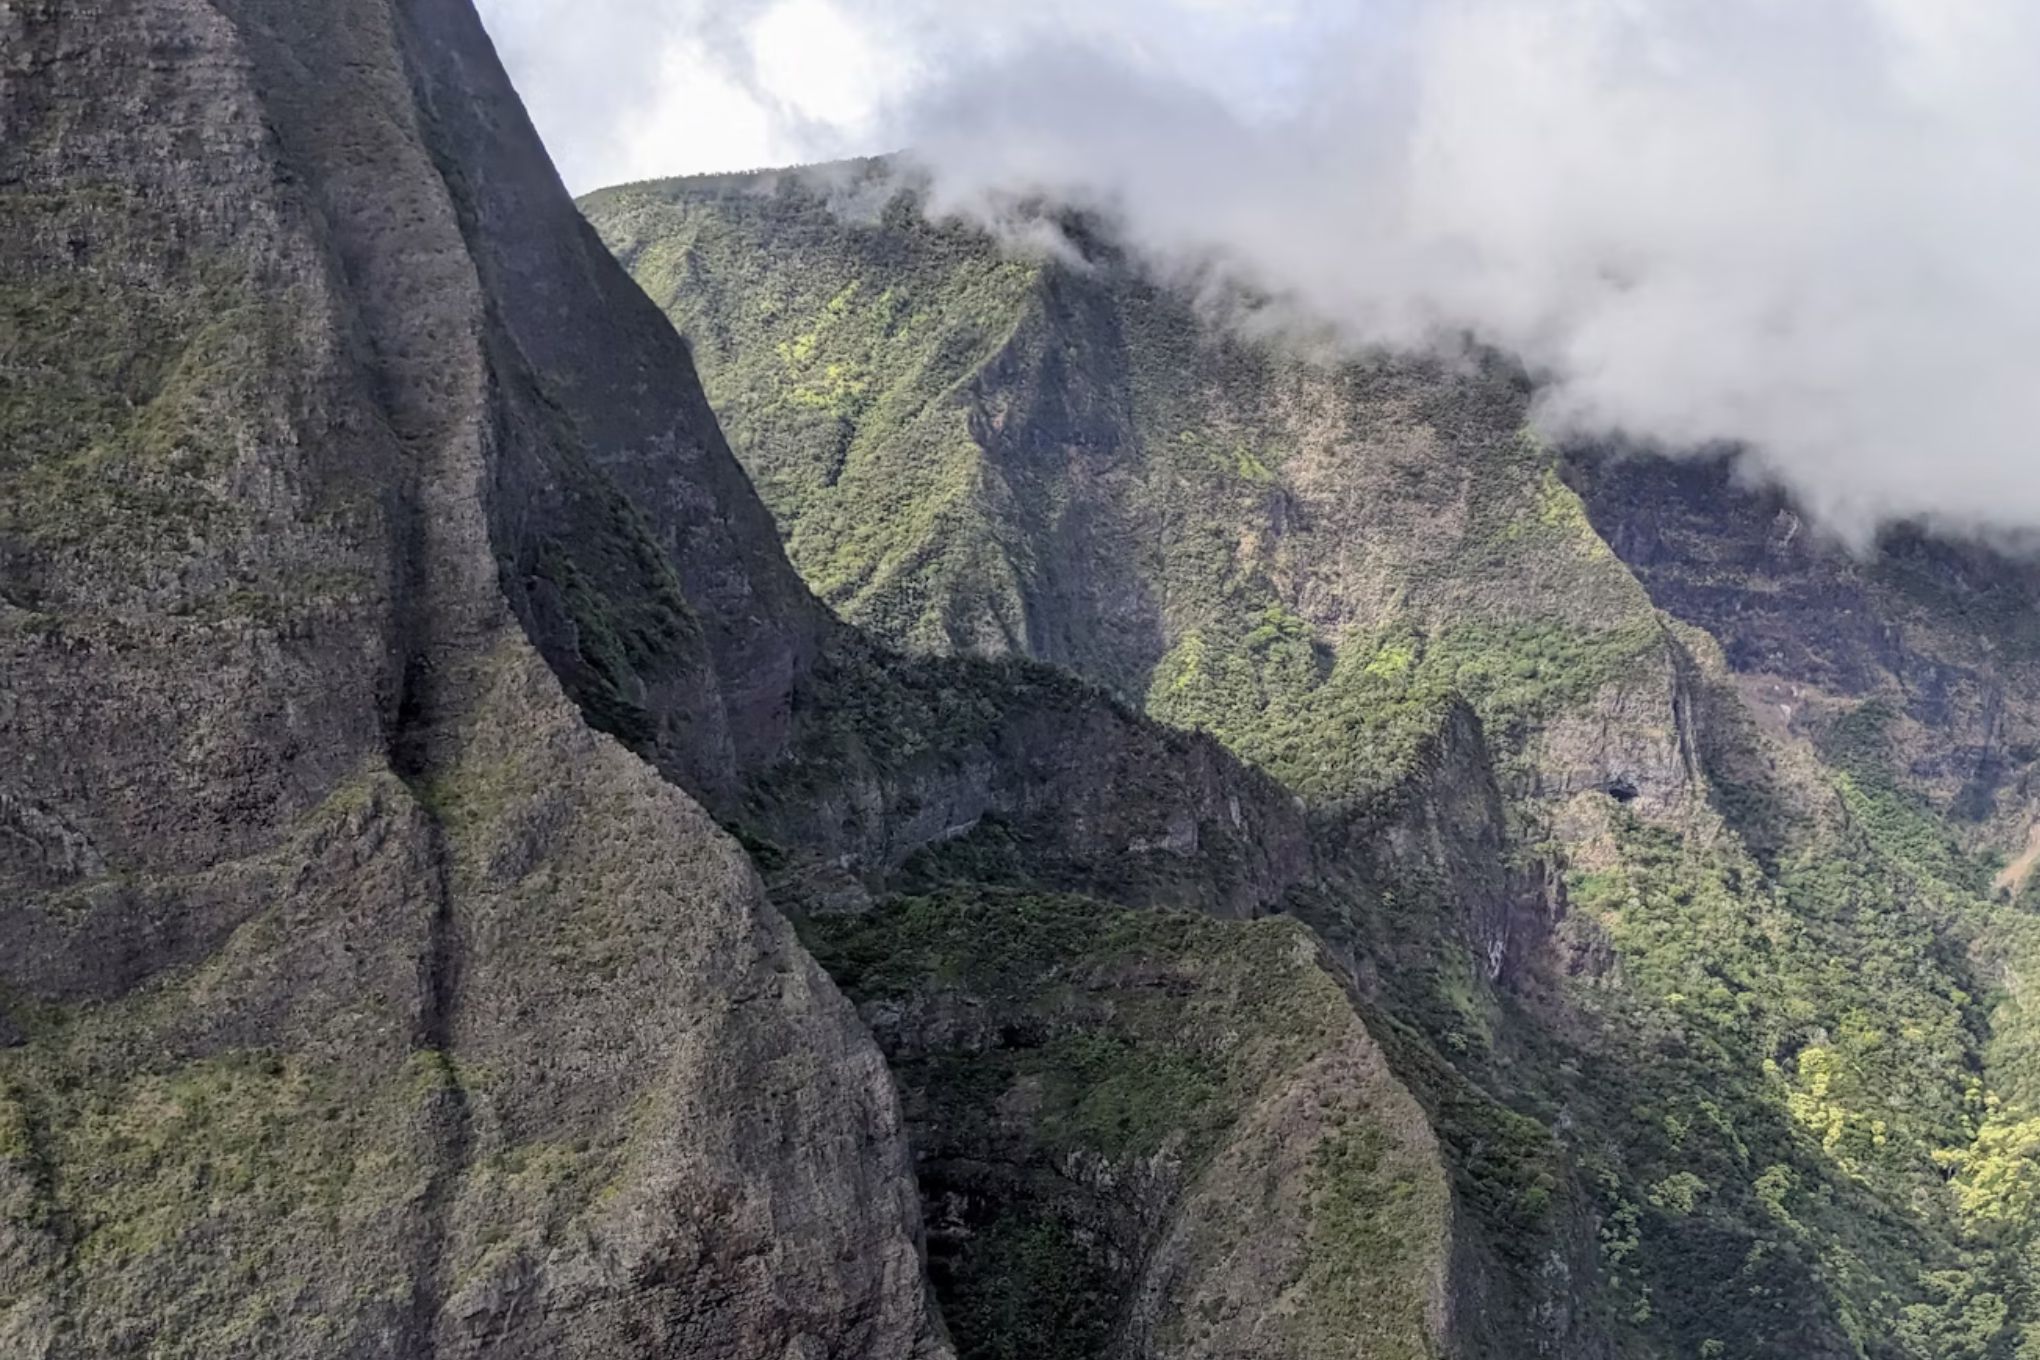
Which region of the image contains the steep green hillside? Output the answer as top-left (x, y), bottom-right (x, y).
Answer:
top-left (588, 165), bottom-right (2040, 1359)
top-left (586, 169), bottom-right (1654, 737)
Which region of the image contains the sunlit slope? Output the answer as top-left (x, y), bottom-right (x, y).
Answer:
top-left (590, 163), bottom-right (2040, 1360)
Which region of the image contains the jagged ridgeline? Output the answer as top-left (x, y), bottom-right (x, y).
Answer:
top-left (583, 161), bottom-right (2040, 1359)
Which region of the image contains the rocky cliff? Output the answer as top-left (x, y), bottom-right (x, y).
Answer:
top-left (1, 4), bottom-right (1470, 1357)
top-left (7, 3), bottom-right (2037, 1353)
top-left (587, 163), bottom-right (2040, 1359)
top-left (0, 3), bottom-right (963, 1355)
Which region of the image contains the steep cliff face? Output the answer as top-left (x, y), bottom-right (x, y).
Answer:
top-left (1, 3), bottom-right (941, 1354)
top-left (743, 648), bottom-right (1312, 921)
top-left (807, 891), bottom-right (1457, 1360)
top-left (587, 164), bottom-right (2040, 1358)
top-left (0, 4), bottom-right (1473, 1357)
top-left (1569, 452), bottom-right (2040, 847)
top-left (13, 3), bottom-right (2039, 1353)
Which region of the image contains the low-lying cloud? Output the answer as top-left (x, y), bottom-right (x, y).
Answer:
top-left (484, 0), bottom-right (2040, 543)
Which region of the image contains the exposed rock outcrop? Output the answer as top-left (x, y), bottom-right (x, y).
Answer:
top-left (0, 4), bottom-right (1411, 1356)
top-left (808, 891), bottom-right (1456, 1360)
top-left (1, 1), bottom-right (944, 1353)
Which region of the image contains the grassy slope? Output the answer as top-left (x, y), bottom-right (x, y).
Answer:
top-left (586, 169), bottom-right (2040, 1358)
top-left (587, 168), bottom-right (1043, 658)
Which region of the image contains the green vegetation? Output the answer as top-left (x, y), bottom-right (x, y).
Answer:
top-left (587, 172), bottom-right (1042, 654)
top-left (937, 1216), bottom-right (1122, 1360)
top-left (1298, 1121), bottom-right (1448, 1358)
top-left (50, 1053), bottom-right (394, 1272)
top-left (586, 169), bottom-right (1666, 771)
top-left (0, 257), bottom-right (263, 559)
top-left (0, 1039), bottom-right (426, 1355)
top-left (804, 889), bottom-right (1447, 1359)
top-left (1160, 615), bottom-right (1666, 807)
top-left (590, 164), bottom-right (2040, 1356)
top-left (527, 486), bottom-right (702, 749)
top-left (0, 188), bottom-right (381, 627)
top-left (1514, 749), bottom-right (2040, 1358)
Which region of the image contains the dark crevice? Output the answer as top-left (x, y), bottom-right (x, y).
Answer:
top-left (378, 380), bottom-right (472, 1360)
top-left (391, 684), bottom-right (471, 1360)
top-left (390, 649), bottom-right (436, 781)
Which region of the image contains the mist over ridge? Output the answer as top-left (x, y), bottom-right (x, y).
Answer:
top-left (485, 0), bottom-right (2040, 545)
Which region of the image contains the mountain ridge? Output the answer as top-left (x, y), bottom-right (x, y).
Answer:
top-left (585, 158), bottom-right (2040, 1358)
top-left (3, 7), bottom-right (2036, 1354)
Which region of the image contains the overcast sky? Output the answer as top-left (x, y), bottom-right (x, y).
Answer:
top-left (476, 0), bottom-right (1346, 192)
top-left (477, 0), bottom-right (2040, 542)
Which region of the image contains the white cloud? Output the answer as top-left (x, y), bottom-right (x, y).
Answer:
top-left (480, 0), bottom-right (2040, 541)
top-left (477, 0), bottom-right (903, 187)
top-left (608, 41), bottom-right (792, 185)
top-left (752, 0), bottom-right (892, 130)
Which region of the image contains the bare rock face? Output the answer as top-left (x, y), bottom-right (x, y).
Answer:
top-left (1570, 450), bottom-right (2040, 840)
top-left (746, 651), bottom-right (1315, 920)
top-left (0, 4), bottom-right (1354, 1353)
top-left (41, 0), bottom-right (2024, 1354)
top-left (1526, 639), bottom-right (1702, 834)
top-left (0, 0), bottom-right (945, 1354)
